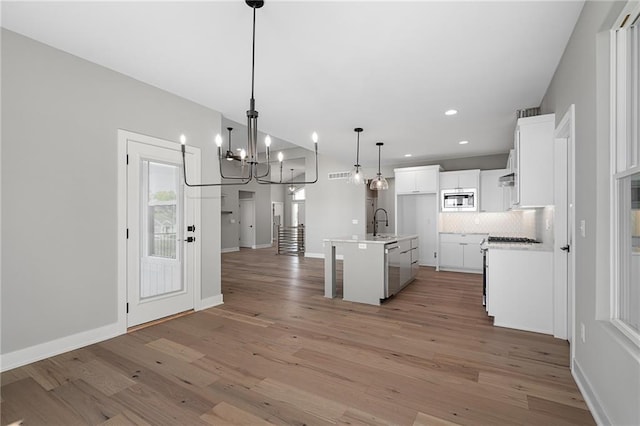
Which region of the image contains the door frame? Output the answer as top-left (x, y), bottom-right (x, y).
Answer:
top-left (554, 105), bottom-right (576, 360)
top-left (117, 130), bottom-right (202, 332)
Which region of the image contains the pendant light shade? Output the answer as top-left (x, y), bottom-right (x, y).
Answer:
top-left (370, 142), bottom-right (389, 190)
top-left (348, 128), bottom-right (365, 184)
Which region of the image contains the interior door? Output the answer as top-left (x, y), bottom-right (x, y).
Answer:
top-left (127, 140), bottom-right (198, 327)
top-left (239, 199), bottom-right (255, 248)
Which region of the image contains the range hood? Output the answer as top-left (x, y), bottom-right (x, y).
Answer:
top-left (499, 173), bottom-right (515, 187)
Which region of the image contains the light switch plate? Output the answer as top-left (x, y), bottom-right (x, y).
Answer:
top-left (580, 220), bottom-right (586, 237)
top-left (358, 243), bottom-right (367, 249)
top-left (352, 219), bottom-right (358, 225)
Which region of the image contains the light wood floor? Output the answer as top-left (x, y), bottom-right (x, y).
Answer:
top-left (1, 247), bottom-right (594, 425)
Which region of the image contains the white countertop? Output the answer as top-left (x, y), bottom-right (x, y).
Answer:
top-left (324, 234), bottom-right (418, 244)
top-left (483, 242), bottom-right (553, 252)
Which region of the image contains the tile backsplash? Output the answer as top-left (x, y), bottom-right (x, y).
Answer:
top-left (439, 210), bottom-right (537, 238)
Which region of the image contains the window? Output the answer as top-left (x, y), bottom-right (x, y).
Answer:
top-left (292, 187), bottom-right (305, 201)
top-left (612, 3), bottom-right (640, 344)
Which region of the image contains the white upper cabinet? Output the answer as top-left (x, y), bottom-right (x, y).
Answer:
top-left (439, 169), bottom-right (480, 190)
top-left (512, 114), bottom-right (555, 207)
top-left (480, 169), bottom-right (507, 212)
top-left (394, 165), bottom-right (441, 194)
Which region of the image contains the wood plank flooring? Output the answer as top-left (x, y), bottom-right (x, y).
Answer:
top-left (1, 247), bottom-right (594, 425)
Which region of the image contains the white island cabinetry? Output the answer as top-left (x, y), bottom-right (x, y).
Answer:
top-left (324, 234), bottom-right (419, 306)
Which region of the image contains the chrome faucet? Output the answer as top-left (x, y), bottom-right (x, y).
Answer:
top-left (373, 208), bottom-right (389, 236)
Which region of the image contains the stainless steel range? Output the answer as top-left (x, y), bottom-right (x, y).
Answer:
top-left (487, 236), bottom-right (540, 244)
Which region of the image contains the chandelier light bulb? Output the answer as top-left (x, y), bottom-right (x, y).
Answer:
top-left (312, 132), bottom-right (318, 143)
top-left (180, 134), bottom-right (186, 145)
top-left (240, 149), bottom-right (246, 160)
top-left (215, 134), bottom-right (223, 147)
top-left (277, 152), bottom-right (284, 162)
top-left (265, 135), bottom-right (272, 147)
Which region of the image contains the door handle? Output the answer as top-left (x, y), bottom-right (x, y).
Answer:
top-left (184, 236), bottom-right (196, 243)
top-left (560, 244), bottom-right (570, 253)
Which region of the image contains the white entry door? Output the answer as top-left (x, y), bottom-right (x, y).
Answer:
top-left (239, 199), bottom-right (255, 248)
top-left (127, 139), bottom-right (200, 327)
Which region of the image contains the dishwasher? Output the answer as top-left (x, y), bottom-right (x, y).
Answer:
top-left (384, 243), bottom-right (401, 298)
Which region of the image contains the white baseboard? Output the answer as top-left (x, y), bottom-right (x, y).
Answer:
top-left (221, 247), bottom-right (239, 253)
top-left (304, 252), bottom-right (324, 259)
top-left (572, 359), bottom-right (610, 426)
top-left (196, 294), bottom-right (224, 311)
top-left (1, 294), bottom-right (225, 373)
top-left (252, 243), bottom-right (273, 249)
top-left (304, 253), bottom-right (344, 260)
top-left (0, 322), bottom-right (124, 372)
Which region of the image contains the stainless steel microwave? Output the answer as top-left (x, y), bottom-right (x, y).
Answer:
top-left (441, 188), bottom-right (478, 212)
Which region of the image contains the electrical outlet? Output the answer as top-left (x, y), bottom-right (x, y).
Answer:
top-left (580, 323), bottom-right (586, 343)
top-left (352, 219), bottom-right (358, 225)
top-left (580, 220), bottom-right (586, 238)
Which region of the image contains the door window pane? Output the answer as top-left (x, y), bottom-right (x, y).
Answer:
top-left (146, 162), bottom-right (179, 259)
top-left (620, 172), bottom-right (640, 332)
top-left (140, 160), bottom-right (182, 299)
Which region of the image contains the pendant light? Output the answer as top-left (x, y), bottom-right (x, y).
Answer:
top-left (180, 0), bottom-right (319, 187)
top-left (288, 169), bottom-right (296, 193)
top-left (348, 128), bottom-right (365, 184)
top-left (369, 142), bottom-right (389, 190)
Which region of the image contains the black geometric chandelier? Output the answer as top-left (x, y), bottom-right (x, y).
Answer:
top-left (180, 0), bottom-right (319, 187)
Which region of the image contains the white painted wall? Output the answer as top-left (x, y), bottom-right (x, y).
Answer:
top-left (305, 153), bottom-right (367, 256)
top-left (1, 30), bottom-right (222, 356)
top-left (540, 2), bottom-right (640, 424)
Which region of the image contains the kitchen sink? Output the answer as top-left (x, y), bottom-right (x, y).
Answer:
top-left (372, 234), bottom-right (397, 240)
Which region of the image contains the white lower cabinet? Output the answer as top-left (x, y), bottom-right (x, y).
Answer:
top-left (438, 233), bottom-right (486, 273)
top-left (486, 248), bottom-right (553, 334)
top-left (399, 237), bottom-right (419, 288)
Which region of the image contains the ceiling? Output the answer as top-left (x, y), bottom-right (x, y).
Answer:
top-left (1, 1), bottom-right (584, 168)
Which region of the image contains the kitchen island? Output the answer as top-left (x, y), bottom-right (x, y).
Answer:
top-left (324, 234), bottom-right (419, 305)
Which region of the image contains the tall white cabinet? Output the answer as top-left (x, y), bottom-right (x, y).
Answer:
top-left (512, 114), bottom-right (555, 207)
top-left (394, 165), bottom-right (442, 267)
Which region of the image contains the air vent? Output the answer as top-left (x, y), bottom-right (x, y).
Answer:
top-left (328, 171), bottom-right (350, 180)
top-left (516, 107), bottom-right (541, 118)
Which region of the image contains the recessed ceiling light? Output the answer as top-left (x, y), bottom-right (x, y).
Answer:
top-left (445, 109), bottom-right (458, 116)
top-left (459, 140), bottom-right (469, 145)
top-left (404, 154), bottom-right (412, 157)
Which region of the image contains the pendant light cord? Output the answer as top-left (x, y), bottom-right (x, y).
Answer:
top-left (251, 5), bottom-right (257, 101)
top-left (378, 144), bottom-right (381, 174)
top-left (356, 132), bottom-right (360, 167)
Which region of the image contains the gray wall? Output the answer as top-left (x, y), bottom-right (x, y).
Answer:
top-left (219, 170), bottom-right (272, 250)
top-left (305, 152), bottom-right (367, 255)
top-left (1, 30), bottom-right (222, 354)
top-left (540, 2), bottom-right (639, 424)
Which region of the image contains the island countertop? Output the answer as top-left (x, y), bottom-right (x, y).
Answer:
top-left (324, 234), bottom-right (419, 245)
